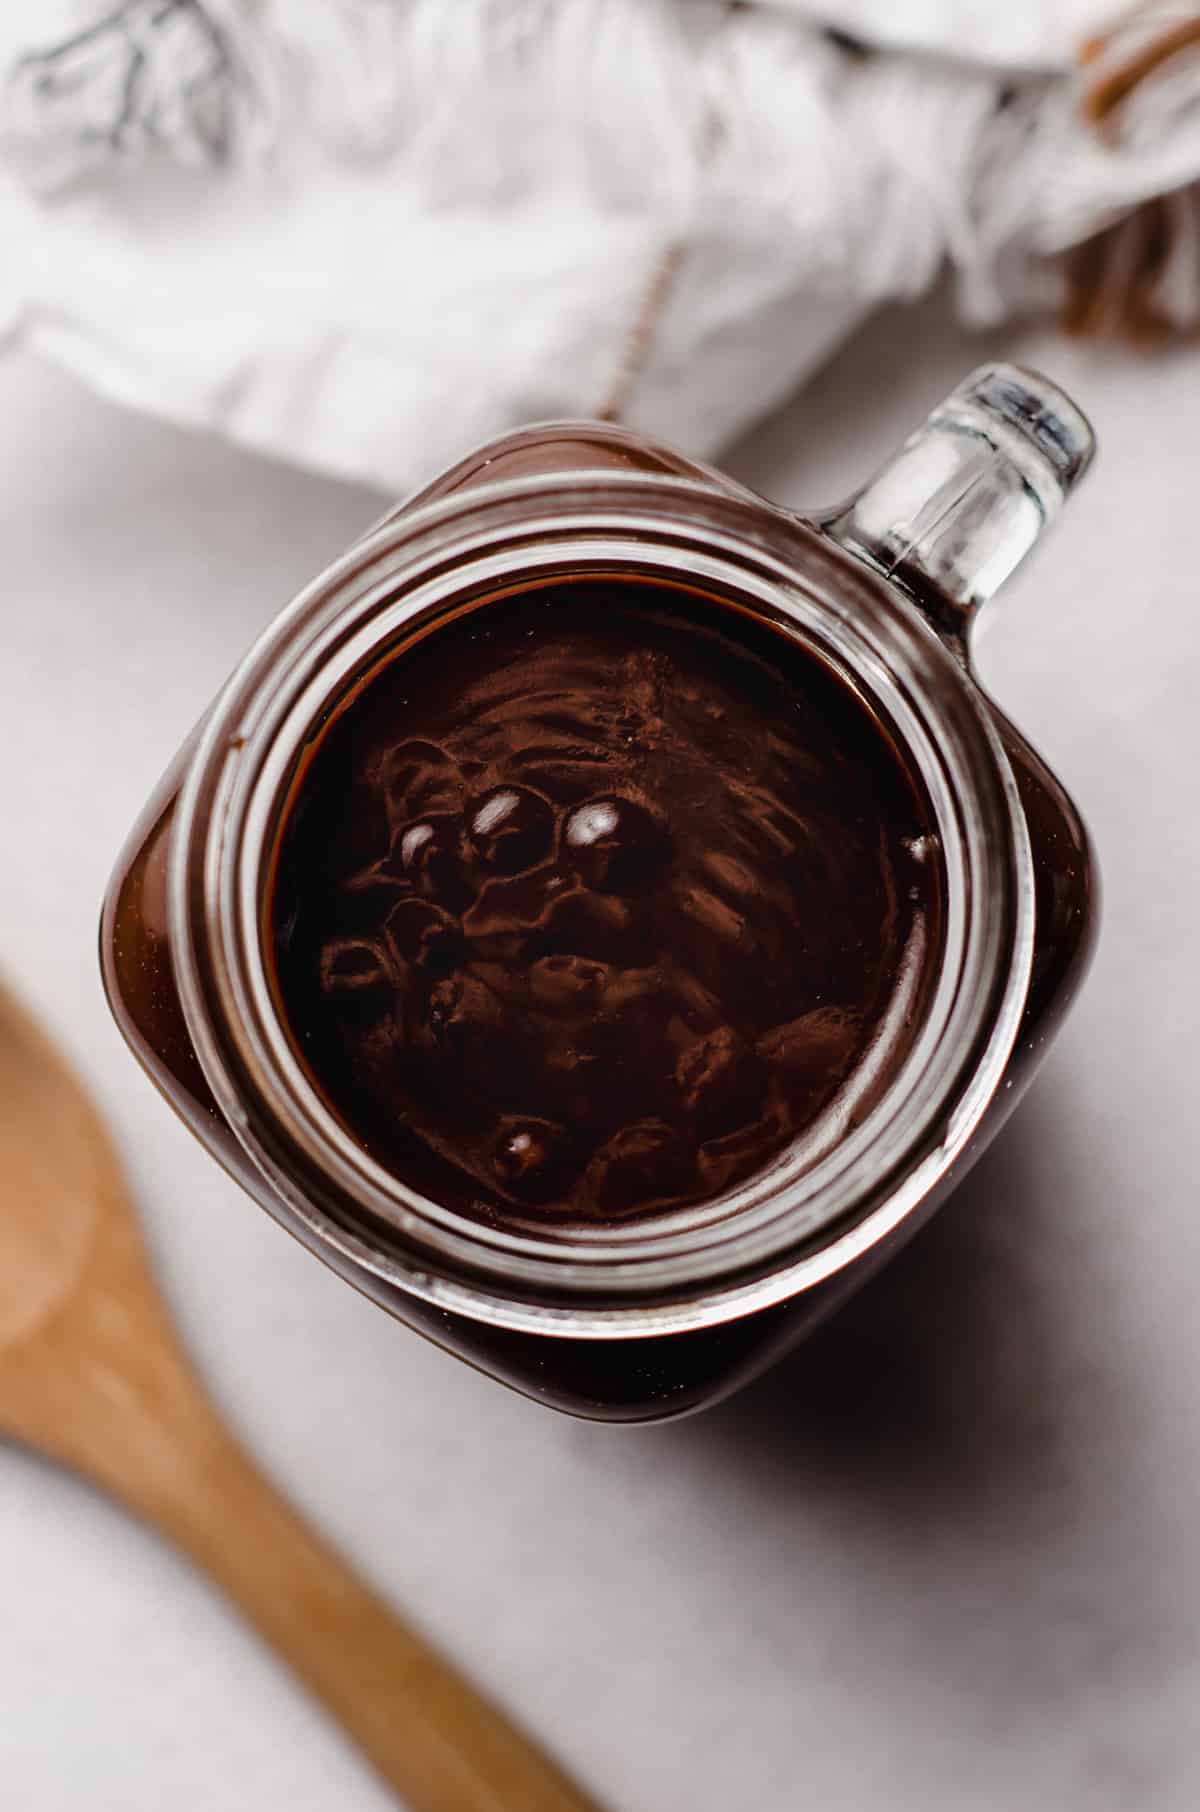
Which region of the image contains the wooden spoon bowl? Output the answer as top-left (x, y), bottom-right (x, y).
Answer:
top-left (0, 977), bottom-right (604, 1812)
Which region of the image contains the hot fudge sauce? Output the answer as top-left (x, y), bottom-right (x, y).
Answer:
top-left (266, 576), bottom-right (946, 1227)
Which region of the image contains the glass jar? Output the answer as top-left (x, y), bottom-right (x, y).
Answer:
top-left (101, 366), bottom-right (1098, 1423)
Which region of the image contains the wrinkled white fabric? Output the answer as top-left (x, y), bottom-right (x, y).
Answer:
top-left (0, 0), bottom-right (1197, 492)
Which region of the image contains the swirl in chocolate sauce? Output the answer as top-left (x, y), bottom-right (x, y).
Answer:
top-left (267, 577), bottom-right (945, 1227)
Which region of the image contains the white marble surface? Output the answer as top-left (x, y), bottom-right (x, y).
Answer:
top-left (2, 294), bottom-right (1199, 1811)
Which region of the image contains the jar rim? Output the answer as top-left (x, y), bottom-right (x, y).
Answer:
top-left (169, 470), bottom-right (1034, 1337)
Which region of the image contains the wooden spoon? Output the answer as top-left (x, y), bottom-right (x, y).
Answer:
top-left (0, 976), bottom-right (605, 1812)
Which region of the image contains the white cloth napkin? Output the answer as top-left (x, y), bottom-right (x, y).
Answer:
top-left (1, 1), bottom-right (1197, 494)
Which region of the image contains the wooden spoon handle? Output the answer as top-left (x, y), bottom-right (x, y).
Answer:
top-left (136, 1409), bottom-right (603, 1812)
top-left (0, 975), bottom-right (603, 1811)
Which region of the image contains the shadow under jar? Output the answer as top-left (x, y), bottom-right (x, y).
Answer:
top-left (101, 365), bottom-right (1098, 1423)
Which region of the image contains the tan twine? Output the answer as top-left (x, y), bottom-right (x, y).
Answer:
top-left (596, 243), bottom-right (685, 423)
top-left (1067, 1), bottom-right (1200, 339)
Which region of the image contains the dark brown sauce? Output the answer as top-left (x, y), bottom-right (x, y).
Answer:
top-left (266, 577), bottom-right (945, 1227)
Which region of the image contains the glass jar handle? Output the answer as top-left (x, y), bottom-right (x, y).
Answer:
top-left (820, 364), bottom-right (1096, 638)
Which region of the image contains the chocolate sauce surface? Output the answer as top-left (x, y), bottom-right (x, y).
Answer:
top-left (267, 577), bottom-right (944, 1227)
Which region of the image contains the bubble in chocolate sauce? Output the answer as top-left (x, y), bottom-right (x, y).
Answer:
top-left (268, 577), bottom-right (946, 1227)
top-left (384, 896), bottom-right (463, 972)
top-left (387, 813), bottom-right (471, 910)
top-left (563, 795), bottom-right (667, 891)
top-left (491, 1115), bottom-right (573, 1203)
top-left (319, 937), bottom-right (393, 995)
top-left (468, 784), bottom-right (556, 873)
